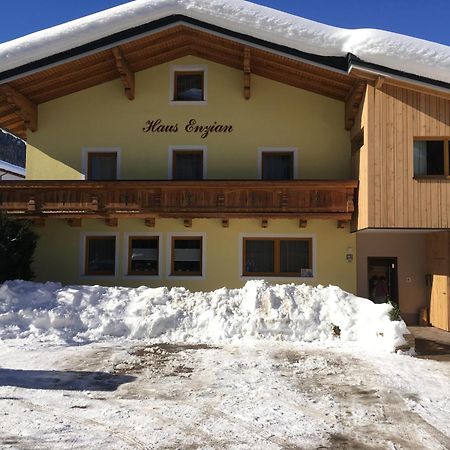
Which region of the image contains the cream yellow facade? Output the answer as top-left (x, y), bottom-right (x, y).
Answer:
top-left (23, 56), bottom-right (356, 292)
top-left (27, 56), bottom-right (350, 181)
top-left (34, 218), bottom-right (356, 292)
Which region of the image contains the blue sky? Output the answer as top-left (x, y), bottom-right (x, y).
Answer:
top-left (0, 0), bottom-right (449, 46)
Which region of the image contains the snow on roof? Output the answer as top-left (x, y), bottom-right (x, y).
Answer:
top-left (0, 0), bottom-right (449, 86)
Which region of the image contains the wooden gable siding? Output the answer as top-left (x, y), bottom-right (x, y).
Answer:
top-left (355, 83), bottom-right (450, 230)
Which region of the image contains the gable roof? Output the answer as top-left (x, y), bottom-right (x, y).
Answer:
top-left (0, 0), bottom-right (449, 86)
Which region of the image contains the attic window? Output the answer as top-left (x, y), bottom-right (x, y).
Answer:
top-left (170, 66), bottom-right (207, 104)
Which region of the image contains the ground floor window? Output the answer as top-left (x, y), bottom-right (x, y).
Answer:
top-left (243, 237), bottom-right (312, 277)
top-left (128, 236), bottom-right (159, 276)
top-left (171, 236), bottom-right (203, 276)
top-left (85, 236), bottom-right (116, 275)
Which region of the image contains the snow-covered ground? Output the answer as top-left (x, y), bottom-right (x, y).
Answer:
top-left (0, 339), bottom-right (449, 449)
top-left (0, 280), bottom-right (449, 448)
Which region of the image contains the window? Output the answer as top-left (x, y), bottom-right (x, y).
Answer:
top-left (85, 236), bottom-right (116, 276)
top-left (414, 139), bottom-right (450, 177)
top-left (258, 148), bottom-right (297, 180)
top-left (171, 236), bottom-right (203, 276)
top-left (128, 236), bottom-right (159, 276)
top-left (243, 238), bottom-right (312, 277)
top-left (170, 66), bottom-right (207, 103)
top-left (87, 152), bottom-right (118, 180)
top-left (172, 150), bottom-right (204, 180)
top-left (174, 71), bottom-right (204, 101)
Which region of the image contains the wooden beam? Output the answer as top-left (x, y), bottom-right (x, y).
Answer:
top-left (299, 219), bottom-right (308, 228)
top-left (112, 47), bottom-right (135, 100)
top-left (105, 218), bottom-right (118, 227)
top-left (243, 47), bottom-right (251, 100)
top-left (184, 219), bottom-right (192, 228)
top-left (144, 217), bottom-right (155, 227)
top-left (345, 81), bottom-right (365, 130)
top-left (0, 84), bottom-right (37, 132)
top-left (221, 219), bottom-right (229, 228)
top-left (375, 76), bottom-right (385, 90)
top-left (67, 218), bottom-right (82, 227)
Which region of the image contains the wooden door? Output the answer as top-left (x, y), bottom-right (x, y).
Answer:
top-left (426, 232), bottom-right (450, 331)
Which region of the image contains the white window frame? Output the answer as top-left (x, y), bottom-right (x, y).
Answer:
top-left (80, 232), bottom-right (119, 278)
top-left (81, 147), bottom-right (122, 180)
top-left (167, 232), bottom-right (206, 280)
top-left (169, 65), bottom-right (208, 105)
top-left (238, 233), bottom-right (317, 281)
top-left (257, 147), bottom-right (299, 180)
top-left (123, 232), bottom-right (163, 279)
top-left (168, 145), bottom-right (208, 180)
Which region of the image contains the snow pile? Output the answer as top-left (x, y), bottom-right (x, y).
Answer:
top-left (0, 0), bottom-right (449, 84)
top-left (0, 280), bottom-right (408, 352)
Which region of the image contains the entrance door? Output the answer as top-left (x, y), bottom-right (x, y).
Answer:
top-left (367, 257), bottom-right (398, 304)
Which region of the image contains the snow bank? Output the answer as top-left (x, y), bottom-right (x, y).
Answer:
top-left (0, 0), bottom-right (449, 85)
top-left (0, 280), bottom-right (408, 352)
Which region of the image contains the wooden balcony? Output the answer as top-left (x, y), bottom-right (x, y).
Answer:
top-left (0, 180), bottom-right (358, 224)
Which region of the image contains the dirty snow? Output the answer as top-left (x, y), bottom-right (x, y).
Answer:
top-left (0, 280), bottom-right (408, 352)
top-left (0, 0), bottom-right (449, 84)
top-left (0, 339), bottom-right (449, 449)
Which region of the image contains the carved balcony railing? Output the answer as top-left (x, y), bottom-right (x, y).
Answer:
top-left (0, 180), bottom-right (358, 222)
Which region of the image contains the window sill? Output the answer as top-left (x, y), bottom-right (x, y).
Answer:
top-left (240, 275), bottom-right (315, 280)
top-left (170, 100), bottom-right (208, 106)
top-left (413, 176), bottom-right (450, 180)
top-left (124, 275), bottom-right (161, 280)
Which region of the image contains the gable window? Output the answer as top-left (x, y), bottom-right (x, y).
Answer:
top-left (414, 139), bottom-right (450, 177)
top-left (85, 236), bottom-right (116, 276)
top-left (258, 148), bottom-right (298, 180)
top-left (170, 66), bottom-right (207, 104)
top-left (128, 236), bottom-right (159, 276)
top-left (171, 236), bottom-right (203, 276)
top-left (85, 150), bottom-right (119, 180)
top-left (172, 150), bottom-right (204, 180)
top-left (243, 237), bottom-right (313, 277)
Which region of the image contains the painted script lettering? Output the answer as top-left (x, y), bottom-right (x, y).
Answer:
top-left (143, 118), bottom-right (233, 138)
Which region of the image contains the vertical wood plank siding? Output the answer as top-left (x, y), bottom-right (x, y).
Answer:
top-left (355, 83), bottom-right (450, 229)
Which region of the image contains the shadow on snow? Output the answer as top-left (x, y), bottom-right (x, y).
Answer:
top-left (0, 368), bottom-right (136, 391)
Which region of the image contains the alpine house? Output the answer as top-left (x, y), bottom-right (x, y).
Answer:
top-left (0, 0), bottom-right (449, 329)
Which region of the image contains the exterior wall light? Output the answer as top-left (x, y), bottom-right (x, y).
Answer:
top-left (346, 247), bottom-right (353, 263)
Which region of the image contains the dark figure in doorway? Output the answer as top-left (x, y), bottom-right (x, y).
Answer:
top-left (373, 275), bottom-right (389, 304)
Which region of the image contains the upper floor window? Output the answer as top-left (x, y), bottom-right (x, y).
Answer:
top-left (173, 150), bottom-right (204, 180)
top-left (258, 148), bottom-right (298, 180)
top-left (414, 139), bottom-right (450, 177)
top-left (170, 66), bottom-right (207, 104)
top-left (82, 148), bottom-right (120, 181)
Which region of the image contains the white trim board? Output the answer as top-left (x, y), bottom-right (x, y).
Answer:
top-left (122, 232), bottom-right (163, 279)
top-left (167, 145), bottom-right (208, 180)
top-left (257, 147), bottom-right (299, 179)
top-left (79, 231), bottom-right (120, 278)
top-left (166, 232), bottom-right (207, 280)
top-left (238, 232), bottom-right (317, 281)
top-left (81, 147), bottom-right (122, 180)
top-left (169, 64), bottom-right (208, 106)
